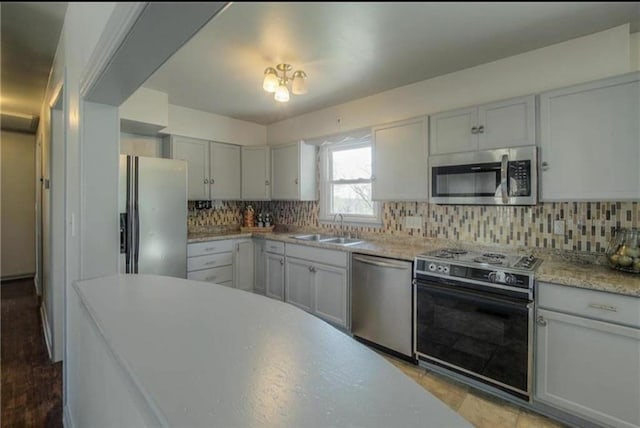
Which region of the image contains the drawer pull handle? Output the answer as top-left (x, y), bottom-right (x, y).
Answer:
top-left (205, 247), bottom-right (218, 252)
top-left (205, 261), bottom-right (218, 266)
top-left (588, 303), bottom-right (618, 312)
top-left (206, 276), bottom-right (217, 281)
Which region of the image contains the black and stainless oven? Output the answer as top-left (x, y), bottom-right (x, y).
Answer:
top-left (429, 146), bottom-right (537, 205)
top-left (414, 249), bottom-right (539, 401)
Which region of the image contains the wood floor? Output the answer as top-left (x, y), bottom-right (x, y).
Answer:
top-left (1, 279), bottom-right (62, 428)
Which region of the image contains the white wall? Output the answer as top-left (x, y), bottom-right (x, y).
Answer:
top-left (267, 25), bottom-right (633, 144)
top-left (120, 132), bottom-right (163, 157)
top-left (632, 32), bottom-right (640, 71)
top-left (119, 87), bottom-right (168, 127)
top-left (161, 104), bottom-right (266, 146)
top-left (1, 131), bottom-right (36, 279)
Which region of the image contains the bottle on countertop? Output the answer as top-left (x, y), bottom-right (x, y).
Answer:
top-left (257, 212), bottom-right (264, 228)
top-left (264, 212), bottom-right (271, 227)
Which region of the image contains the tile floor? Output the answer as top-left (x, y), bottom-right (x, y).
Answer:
top-left (383, 354), bottom-right (568, 428)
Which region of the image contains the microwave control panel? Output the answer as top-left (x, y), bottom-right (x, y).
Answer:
top-left (508, 160), bottom-right (531, 196)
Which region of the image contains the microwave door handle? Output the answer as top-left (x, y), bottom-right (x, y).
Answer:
top-left (500, 154), bottom-right (509, 203)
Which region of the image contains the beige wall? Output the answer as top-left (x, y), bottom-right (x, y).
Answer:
top-left (267, 25), bottom-right (633, 144)
top-left (1, 131), bottom-right (36, 278)
top-left (120, 132), bottom-right (164, 157)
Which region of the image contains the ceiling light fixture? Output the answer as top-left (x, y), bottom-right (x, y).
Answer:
top-left (263, 63), bottom-right (307, 103)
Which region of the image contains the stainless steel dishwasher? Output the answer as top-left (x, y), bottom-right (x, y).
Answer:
top-left (351, 254), bottom-right (413, 358)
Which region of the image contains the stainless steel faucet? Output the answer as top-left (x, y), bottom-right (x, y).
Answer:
top-left (333, 213), bottom-right (344, 237)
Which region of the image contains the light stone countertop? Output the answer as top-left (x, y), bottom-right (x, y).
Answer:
top-left (188, 230), bottom-right (640, 298)
top-left (73, 274), bottom-right (471, 427)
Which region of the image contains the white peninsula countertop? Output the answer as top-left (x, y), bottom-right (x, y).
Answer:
top-left (69, 274), bottom-right (470, 427)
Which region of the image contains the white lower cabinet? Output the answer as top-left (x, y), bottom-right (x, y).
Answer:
top-left (233, 239), bottom-right (254, 291)
top-left (253, 240), bottom-right (265, 294)
top-left (264, 251), bottom-right (285, 300)
top-left (285, 257), bottom-right (314, 312)
top-left (284, 244), bottom-right (349, 329)
top-left (536, 283), bottom-right (640, 428)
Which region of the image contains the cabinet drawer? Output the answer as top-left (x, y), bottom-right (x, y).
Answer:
top-left (187, 265), bottom-right (233, 283)
top-left (537, 282), bottom-right (640, 328)
top-left (264, 240), bottom-right (284, 255)
top-left (286, 244), bottom-right (348, 268)
top-left (188, 240), bottom-right (234, 257)
top-left (187, 252), bottom-right (233, 272)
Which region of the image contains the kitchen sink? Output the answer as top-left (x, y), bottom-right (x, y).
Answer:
top-left (321, 237), bottom-right (364, 246)
top-left (292, 234), bottom-right (336, 241)
top-left (291, 234), bottom-right (363, 246)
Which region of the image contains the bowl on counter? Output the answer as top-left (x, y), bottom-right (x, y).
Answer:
top-left (606, 228), bottom-right (640, 273)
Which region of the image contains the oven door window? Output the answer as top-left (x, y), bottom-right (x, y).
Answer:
top-left (416, 281), bottom-right (530, 394)
top-left (432, 163), bottom-right (501, 198)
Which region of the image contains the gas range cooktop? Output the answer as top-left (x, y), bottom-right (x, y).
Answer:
top-left (418, 247), bottom-right (541, 271)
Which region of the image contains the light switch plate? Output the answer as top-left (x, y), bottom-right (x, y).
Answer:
top-left (553, 220), bottom-right (565, 235)
top-left (405, 216), bottom-right (423, 229)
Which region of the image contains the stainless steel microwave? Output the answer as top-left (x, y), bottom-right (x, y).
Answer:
top-left (429, 146), bottom-right (537, 205)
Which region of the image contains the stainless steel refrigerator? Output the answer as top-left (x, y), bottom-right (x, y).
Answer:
top-left (119, 155), bottom-right (187, 278)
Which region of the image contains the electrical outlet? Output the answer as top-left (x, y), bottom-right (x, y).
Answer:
top-left (405, 216), bottom-right (423, 229)
top-left (553, 220), bottom-right (565, 235)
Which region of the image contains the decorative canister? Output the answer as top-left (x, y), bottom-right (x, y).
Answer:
top-left (243, 205), bottom-right (255, 227)
top-left (606, 228), bottom-right (640, 273)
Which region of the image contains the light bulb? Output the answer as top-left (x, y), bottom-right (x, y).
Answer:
top-left (274, 84), bottom-right (290, 102)
top-left (291, 70), bottom-right (307, 95)
top-left (262, 67), bottom-right (279, 93)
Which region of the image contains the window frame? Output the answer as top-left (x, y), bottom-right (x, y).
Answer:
top-left (319, 137), bottom-right (382, 225)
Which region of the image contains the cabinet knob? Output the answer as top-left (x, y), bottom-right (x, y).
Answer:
top-left (204, 178), bottom-right (209, 184)
top-left (541, 162), bottom-right (549, 171)
top-left (210, 178), bottom-right (215, 184)
top-left (280, 259), bottom-right (284, 266)
top-left (294, 178), bottom-right (299, 185)
top-left (265, 180), bottom-right (270, 186)
top-left (371, 176), bottom-right (376, 181)
top-left (536, 316), bottom-right (547, 326)
top-left (471, 126), bottom-right (478, 134)
top-left (477, 125), bottom-right (484, 134)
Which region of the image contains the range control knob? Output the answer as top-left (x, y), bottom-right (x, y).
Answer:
top-left (442, 266), bottom-right (450, 274)
top-left (428, 263), bottom-right (437, 272)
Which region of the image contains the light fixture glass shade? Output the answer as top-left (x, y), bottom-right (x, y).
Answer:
top-left (274, 84), bottom-right (290, 102)
top-left (291, 71), bottom-right (308, 95)
top-left (262, 68), bottom-right (279, 93)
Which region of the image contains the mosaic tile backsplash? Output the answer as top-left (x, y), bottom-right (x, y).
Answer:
top-left (188, 201), bottom-right (639, 253)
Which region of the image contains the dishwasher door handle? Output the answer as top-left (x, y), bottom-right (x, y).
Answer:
top-left (353, 256), bottom-right (411, 270)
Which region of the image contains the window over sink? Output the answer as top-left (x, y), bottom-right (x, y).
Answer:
top-left (317, 129), bottom-right (382, 225)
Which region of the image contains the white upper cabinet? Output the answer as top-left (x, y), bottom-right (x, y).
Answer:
top-left (429, 107), bottom-right (477, 155)
top-left (429, 95), bottom-right (536, 155)
top-left (271, 141), bottom-right (317, 201)
top-left (241, 146), bottom-right (270, 200)
top-left (372, 117), bottom-right (429, 201)
top-left (166, 135), bottom-right (209, 200)
top-left (209, 142), bottom-right (241, 200)
top-left (166, 136), bottom-right (241, 200)
top-left (539, 73), bottom-right (640, 201)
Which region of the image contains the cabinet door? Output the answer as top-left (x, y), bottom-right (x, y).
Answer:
top-left (284, 257), bottom-right (314, 312)
top-left (209, 142), bottom-right (241, 200)
top-left (241, 146), bottom-right (270, 200)
top-left (372, 118), bottom-right (428, 201)
top-left (429, 107), bottom-right (477, 155)
top-left (539, 73), bottom-right (640, 201)
top-left (233, 240), bottom-right (254, 291)
top-left (313, 263), bottom-right (348, 328)
top-left (253, 240), bottom-right (265, 294)
top-left (170, 136), bottom-right (209, 200)
top-left (477, 95), bottom-right (535, 150)
top-left (536, 308), bottom-right (640, 428)
top-left (264, 252), bottom-right (285, 301)
top-left (271, 143), bottom-right (299, 200)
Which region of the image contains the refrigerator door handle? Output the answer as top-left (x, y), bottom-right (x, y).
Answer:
top-left (126, 156), bottom-right (134, 273)
top-left (133, 156), bottom-right (140, 273)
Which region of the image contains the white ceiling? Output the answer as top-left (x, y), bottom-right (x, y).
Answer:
top-left (145, 2), bottom-right (640, 125)
top-left (1, 2), bottom-right (67, 121)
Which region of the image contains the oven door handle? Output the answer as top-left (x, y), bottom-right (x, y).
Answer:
top-left (418, 281), bottom-right (531, 313)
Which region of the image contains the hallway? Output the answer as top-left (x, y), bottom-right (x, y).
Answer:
top-left (1, 279), bottom-right (62, 427)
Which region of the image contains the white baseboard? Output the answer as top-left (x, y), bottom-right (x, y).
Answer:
top-left (40, 305), bottom-right (53, 360)
top-left (63, 405), bottom-right (75, 428)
